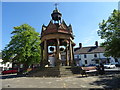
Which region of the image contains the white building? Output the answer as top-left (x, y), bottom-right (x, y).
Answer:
top-left (74, 41), bottom-right (120, 66)
top-left (0, 57), bottom-right (12, 71)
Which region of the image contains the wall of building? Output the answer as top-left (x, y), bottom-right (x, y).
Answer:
top-left (74, 53), bottom-right (118, 66)
top-left (118, 58), bottom-right (120, 63)
top-left (80, 54), bottom-right (94, 66)
top-left (48, 56), bottom-right (55, 67)
top-left (0, 59), bottom-right (12, 71)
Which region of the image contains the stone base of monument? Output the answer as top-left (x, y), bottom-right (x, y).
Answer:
top-left (27, 67), bottom-right (60, 77)
top-left (27, 66), bottom-right (79, 77)
top-left (59, 66), bottom-right (73, 77)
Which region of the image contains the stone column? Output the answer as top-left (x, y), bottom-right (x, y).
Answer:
top-left (69, 40), bottom-right (73, 66)
top-left (56, 38), bottom-right (60, 66)
top-left (66, 46), bottom-right (69, 66)
top-left (72, 45), bottom-right (75, 66)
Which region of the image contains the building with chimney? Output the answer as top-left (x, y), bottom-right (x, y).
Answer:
top-left (74, 41), bottom-right (120, 66)
top-left (0, 57), bottom-right (12, 71)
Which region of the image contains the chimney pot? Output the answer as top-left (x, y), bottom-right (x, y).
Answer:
top-left (95, 41), bottom-right (98, 47)
top-left (79, 43), bottom-right (82, 48)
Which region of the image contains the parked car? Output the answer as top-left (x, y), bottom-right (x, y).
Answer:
top-left (104, 64), bottom-right (116, 69)
top-left (115, 64), bottom-right (120, 67)
top-left (2, 68), bottom-right (18, 75)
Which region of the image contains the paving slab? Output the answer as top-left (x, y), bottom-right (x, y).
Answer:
top-left (1, 73), bottom-right (120, 88)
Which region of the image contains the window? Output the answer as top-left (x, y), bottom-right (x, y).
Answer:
top-left (7, 64), bottom-right (9, 67)
top-left (94, 54), bottom-right (97, 57)
top-left (74, 55), bottom-right (78, 59)
top-left (74, 55), bottom-right (80, 59)
top-left (107, 58), bottom-right (110, 63)
top-left (77, 55), bottom-right (79, 59)
top-left (95, 59), bottom-right (99, 64)
top-left (84, 54), bottom-right (87, 58)
top-left (115, 58), bottom-right (118, 62)
top-left (85, 60), bottom-right (87, 64)
top-left (4, 63), bottom-right (6, 66)
top-left (78, 55), bottom-right (81, 59)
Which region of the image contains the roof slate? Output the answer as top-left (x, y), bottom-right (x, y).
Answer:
top-left (74, 46), bottom-right (105, 54)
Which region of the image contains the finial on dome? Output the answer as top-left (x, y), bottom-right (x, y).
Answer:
top-left (51, 3), bottom-right (62, 24)
top-left (54, 3), bottom-right (59, 10)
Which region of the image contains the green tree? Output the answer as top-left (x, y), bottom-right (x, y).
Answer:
top-left (2, 24), bottom-right (41, 72)
top-left (98, 9), bottom-right (120, 58)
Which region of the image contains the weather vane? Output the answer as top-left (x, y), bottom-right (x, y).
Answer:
top-left (54, 3), bottom-right (59, 9)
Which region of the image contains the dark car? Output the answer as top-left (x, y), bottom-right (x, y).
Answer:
top-left (115, 64), bottom-right (120, 67)
top-left (2, 68), bottom-right (18, 75)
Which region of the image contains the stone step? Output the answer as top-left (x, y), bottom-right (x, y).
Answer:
top-left (27, 67), bottom-right (60, 77)
top-left (59, 66), bottom-right (73, 77)
top-left (27, 66), bottom-right (75, 77)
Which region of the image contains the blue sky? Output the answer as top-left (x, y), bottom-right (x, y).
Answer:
top-left (2, 2), bottom-right (118, 50)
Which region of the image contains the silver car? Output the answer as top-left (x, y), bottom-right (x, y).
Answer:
top-left (104, 64), bottom-right (116, 69)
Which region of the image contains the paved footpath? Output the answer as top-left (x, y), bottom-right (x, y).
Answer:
top-left (1, 73), bottom-right (120, 88)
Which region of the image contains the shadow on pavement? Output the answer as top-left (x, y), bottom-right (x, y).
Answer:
top-left (89, 73), bottom-right (120, 88)
top-left (75, 71), bottom-right (120, 88)
top-left (1, 74), bottom-right (27, 79)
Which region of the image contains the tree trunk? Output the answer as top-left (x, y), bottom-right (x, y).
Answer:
top-left (22, 63), bottom-right (29, 73)
top-left (17, 63), bottom-right (22, 75)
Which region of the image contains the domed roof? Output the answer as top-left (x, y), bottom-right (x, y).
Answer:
top-left (53, 8), bottom-right (60, 13)
top-left (51, 7), bottom-right (62, 22)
